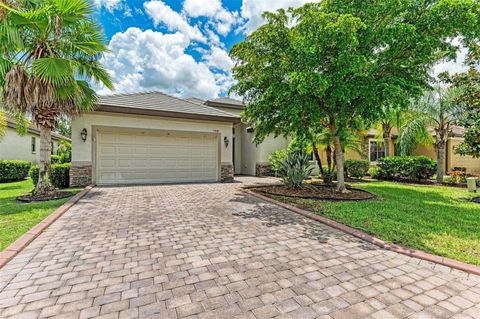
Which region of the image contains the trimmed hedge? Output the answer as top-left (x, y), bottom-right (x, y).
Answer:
top-left (345, 160), bottom-right (369, 179)
top-left (377, 156), bottom-right (436, 181)
top-left (51, 155), bottom-right (62, 164)
top-left (29, 163), bottom-right (70, 189)
top-left (0, 160), bottom-right (32, 182)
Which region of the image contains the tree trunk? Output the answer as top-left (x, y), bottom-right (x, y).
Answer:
top-left (329, 118), bottom-right (349, 193)
top-left (326, 145), bottom-right (333, 173)
top-left (312, 144), bottom-right (324, 176)
top-left (384, 137), bottom-right (391, 157)
top-left (436, 143), bottom-right (446, 184)
top-left (33, 125), bottom-right (56, 196)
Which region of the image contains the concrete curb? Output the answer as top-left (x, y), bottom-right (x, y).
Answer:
top-left (0, 185), bottom-right (94, 269)
top-left (242, 188), bottom-right (480, 277)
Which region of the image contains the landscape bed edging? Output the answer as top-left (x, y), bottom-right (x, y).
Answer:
top-left (242, 187), bottom-right (480, 277)
top-left (0, 185), bottom-right (95, 269)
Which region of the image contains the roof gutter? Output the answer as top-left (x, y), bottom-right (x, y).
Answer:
top-left (96, 104), bottom-right (241, 123)
top-left (6, 121), bottom-right (70, 141)
top-left (204, 100), bottom-right (244, 110)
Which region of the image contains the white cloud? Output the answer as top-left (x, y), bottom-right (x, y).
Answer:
top-left (240, 0), bottom-right (320, 33)
top-left (98, 28), bottom-right (229, 99)
top-left (182, 0), bottom-right (240, 36)
top-left (204, 47), bottom-right (234, 71)
top-left (144, 1), bottom-right (205, 42)
top-left (93, 0), bottom-right (122, 11)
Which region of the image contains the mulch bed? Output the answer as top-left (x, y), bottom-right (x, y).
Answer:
top-left (471, 197), bottom-right (480, 204)
top-left (250, 183), bottom-right (375, 201)
top-left (17, 191), bottom-right (73, 203)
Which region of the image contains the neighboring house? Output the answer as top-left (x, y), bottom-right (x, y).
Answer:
top-left (70, 92), bottom-right (288, 186)
top-left (0, 117), bottom-right (69, 164)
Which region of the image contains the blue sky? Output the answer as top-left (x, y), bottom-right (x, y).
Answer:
top-left (91, 0), bottom-right (465, 99)
top-left (91, 0), bottom-right (321, 99)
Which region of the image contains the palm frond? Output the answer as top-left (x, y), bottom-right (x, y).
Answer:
top-left (398, 114), bottom-right (433, 156)
top-left (32, 58), bottom-right (74, 85)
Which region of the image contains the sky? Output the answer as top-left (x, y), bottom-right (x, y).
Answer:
top-left (92, 0), bottom-right (466, 99)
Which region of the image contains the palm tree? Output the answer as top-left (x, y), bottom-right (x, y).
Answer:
top-left (0, 0), bottom-right (113, 196)
top-left (398, 85), bottom-right (461, 183)
top-left (376, 104), bottom-right (403, 157)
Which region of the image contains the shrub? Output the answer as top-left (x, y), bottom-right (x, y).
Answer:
top-left (279, 151), bottom-right (313, 188)
top-left (29, 163), bottom-right (70, 189)
top-left (368, 166), bottom-right (381, 179)
top-left (377, 156), bottom-right (436, 181)
top-left (345, 160), bottom-right (369, 179)
top-left (320, 166), bottom-right (337, 183)
top-left (268, 149), bottom-right (287, 176)
top-left (51, 155), bottom-right (62, 164)
top-left (445, 169), bottom-right (468, 184)
top-left (0, 160), bottom-right (32, 182)
top-left (56, 141), bottom-right (71, 163)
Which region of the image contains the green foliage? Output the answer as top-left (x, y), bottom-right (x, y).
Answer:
top-left (51, 155), bottom-right (62, 164)
top-left (56, 140), bottom-right (71, 163)
top-left (368, 166), bottom-right (381, 179)
top-left (268, 149), bottom-right (287, 176)
top-left (377, 156), bottom-right (437, 181)
top-left (230, 0), bottom-right (480, 190)
top-left (0, 160), bottom-right (31, 182)
top-left (30, 163), bottom-right (70, 189)
top-left (345, 160), bottom-right (369, 179)
top-left (279, 151), bottom-right (314, 188)
top-left (399, 85), bottom-right (461, 156)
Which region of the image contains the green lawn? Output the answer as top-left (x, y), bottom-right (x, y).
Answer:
top-left (275, 181), bottom-right (480, 265)
top-left (0, 179), bottom-right (80, 251)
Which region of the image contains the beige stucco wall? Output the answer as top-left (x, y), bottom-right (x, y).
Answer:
top-left (0, 128), bottom-right (60, 163)
top-left (71, 112), bottom-right (234, 167)
top-left (448, 138), bottom-right (480, 174)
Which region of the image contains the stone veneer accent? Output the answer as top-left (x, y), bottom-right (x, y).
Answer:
top-left (220, 163), bottom-right (234, 182)
top-left (256, 162), bottom-right (274, 177)
top-left (70, 163), bottom-right (92, 187)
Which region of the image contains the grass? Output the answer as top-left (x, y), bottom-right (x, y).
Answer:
top-left (273, 181), bottom-right (480, 265)
top-left (0, 179), bottom-right (80, 251)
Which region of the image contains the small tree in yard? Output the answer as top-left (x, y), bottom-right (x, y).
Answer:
top-left (398, 85), bottom-right (462, 183)
top-left (0, 0), bottom-right (113, 197)
top-left (230, 0), bottom-right (480, 192)
top-left (450, 45), bottom-right (480, 158)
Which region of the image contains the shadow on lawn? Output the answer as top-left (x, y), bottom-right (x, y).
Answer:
top-left (230, 191), bottom-right (376, 251)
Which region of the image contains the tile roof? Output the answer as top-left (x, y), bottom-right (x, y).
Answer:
top-left (205, 97), bottom-right (244, 109)
top-left (97, 91), bottom-right (240, 122)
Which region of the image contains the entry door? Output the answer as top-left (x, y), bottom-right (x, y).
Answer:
top-left (96, 129), bottom-right (218, 185)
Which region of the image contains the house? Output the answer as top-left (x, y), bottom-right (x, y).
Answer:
top-left (0, 117), bottom-right (69, 164)
top-left (312, 126), bottom-right (480, 175)
top-left (70, 92), bottom-right (288, 186)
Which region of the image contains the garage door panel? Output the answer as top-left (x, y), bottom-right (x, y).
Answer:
top-left (97, 130), bottom-right (218, 185)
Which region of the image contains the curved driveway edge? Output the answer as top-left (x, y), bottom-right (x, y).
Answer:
top-left (0, 185), bottom-right (95, 269)
top-left (242, 188), bottom-right (480, 278)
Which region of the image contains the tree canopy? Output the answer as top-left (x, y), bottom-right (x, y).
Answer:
top-left (230, 0), bottom-right (480, 191)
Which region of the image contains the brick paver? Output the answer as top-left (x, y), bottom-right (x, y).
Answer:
top-left (1, 176), bottom-right (480, 318)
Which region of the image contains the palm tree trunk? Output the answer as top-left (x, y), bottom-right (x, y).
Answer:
top-left (312, 144), bottom-right (324, 175)
top-left (384, 137), bottom-right (391, 157)
top-left (326, 145), bottom-right (332, 173)
top-left (33, 125), bottom-right (56, 196)
top-left (436, 143), bottom-right (446, 183)
top-left (329, 118), bottom-right (349, 193)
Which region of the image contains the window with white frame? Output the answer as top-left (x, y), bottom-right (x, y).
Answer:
top-left (369, 140), bottom-right (385, 162)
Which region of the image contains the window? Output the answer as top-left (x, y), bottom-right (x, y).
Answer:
top-left (31, 137), bottom-right (36, 153)
top-left (369, 140), bottom-right (385, 162)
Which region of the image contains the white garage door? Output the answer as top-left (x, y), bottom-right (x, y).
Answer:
top-left (96, 129), bottom-right (218, 185)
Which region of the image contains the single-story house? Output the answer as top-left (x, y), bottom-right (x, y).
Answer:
top-left (312, 126), bottom-right (480, 175)
top-left (71, 91), bottom-right (479, 186)
top-left (70, 92), bottom-right (287, 186)
top-left (0, 116), bottom-right (69, 164)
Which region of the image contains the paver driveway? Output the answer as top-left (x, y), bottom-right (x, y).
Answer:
top-left (1, 176), bottom-right (480, 319)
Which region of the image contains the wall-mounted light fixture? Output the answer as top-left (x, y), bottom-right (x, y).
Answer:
top-left (80, 128), bottom-right (88, 142)
top-left (246, 127), bottom-right (254, 133)
top-left (224, 136), bottom-right (229, 148)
